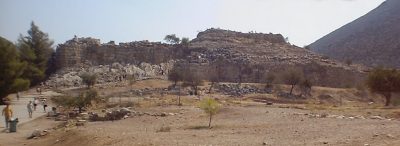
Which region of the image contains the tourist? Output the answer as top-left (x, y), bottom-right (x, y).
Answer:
top-left (42, 99), bottom-right (48, 112)
top-left (27, 101), bottom-right (33, 118)
top-left (16, 92), bottom-right (20, 100)
top-left (33, 97), bottom-right (38, 111)
top-left (2, 104), bottom-right (13, 130)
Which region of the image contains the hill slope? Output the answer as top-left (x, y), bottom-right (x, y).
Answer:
top-left (53, 29), bottom-right (365, 87)
top-left (310, 0), bottom-right (400, 68)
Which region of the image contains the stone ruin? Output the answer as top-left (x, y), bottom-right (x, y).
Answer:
top-left (51, 28), bottom-right (367, 88)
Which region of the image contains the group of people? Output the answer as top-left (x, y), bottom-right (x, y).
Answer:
top-left (2, 91), bottom-right (48, 130)
top-left (27, 97), bottom-right (48, 118)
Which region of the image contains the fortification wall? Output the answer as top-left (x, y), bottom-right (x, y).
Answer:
top-left (55, 37), bottom-right (185, 69)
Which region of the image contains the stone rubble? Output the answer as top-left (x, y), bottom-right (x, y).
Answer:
top-left (293, 112), bottom-right (392, 121)
top-left (215, 83), bottom-right (267, 96)
top-left (44, 62), bottom-right (173, 88)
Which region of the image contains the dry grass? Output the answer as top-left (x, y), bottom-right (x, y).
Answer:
top-left (156, 126), bottom-right (171, 132)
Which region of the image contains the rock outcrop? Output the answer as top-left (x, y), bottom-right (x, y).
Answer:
top-left (310, 0), bottom-right (400, 68)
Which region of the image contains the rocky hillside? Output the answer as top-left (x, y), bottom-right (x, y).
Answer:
top-left (51, 28), bottom-right (366, 88)
top-left (310, 0), bottom-right (400, 68)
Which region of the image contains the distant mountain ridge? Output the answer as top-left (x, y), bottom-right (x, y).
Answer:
top-left (310, 0), bottom-right (400, 68)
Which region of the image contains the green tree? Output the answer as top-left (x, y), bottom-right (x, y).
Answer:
top-left (168, 66), bottom-right (185, 106)
top-left (17, 21), bottom-right (54, 86)
top-left (168, 67), bottom-right (182, 87)
top-left (0, 37), bottom-right (30, 104)
top-left (199, 98), bottom-right (220, 128)
top-left (282, 67), bottom-right (304, 95)
top-left (80, 73), bottom-right (97, 88)
top-left (51, 89), bottom-right (98, 113)
top-left (366, 68), bottom-right (400, 106)
top-left (180, 37), bottom-right (190, 47)
top-left (164, 34), bottom-right (180, 44)
top-left (182, 70), bottom-right (203, 96)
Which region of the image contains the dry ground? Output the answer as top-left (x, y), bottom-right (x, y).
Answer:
top-left (1, 79), bottom-right (400, 146)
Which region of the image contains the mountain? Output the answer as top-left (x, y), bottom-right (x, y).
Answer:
top-left (309, 0), bottom-right (400, 68)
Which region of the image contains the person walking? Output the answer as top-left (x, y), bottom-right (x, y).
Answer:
top-left (16, 92), bottom-right (20, 101)
top-left (2, 104), bottom-right (13, 130)
top-left (27, 101), bottom-right (33, 118)
top-left (42, 99), bottom-right (48, 112)
top-left (33, 97), bottom-right (38, 111)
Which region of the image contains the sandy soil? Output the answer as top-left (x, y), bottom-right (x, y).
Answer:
top-left (2, 103), bottom-right (398, 146)
top-left (1, 80), bottom-right (399, 146)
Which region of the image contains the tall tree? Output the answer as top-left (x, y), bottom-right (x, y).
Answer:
top-left (164, 34), bottom-right (180, 44)
top-left (17, 21), bottom-right (54, 86)
top-left (366, 68), bottom-right (400, 106)
top-left (282, 67), bottom-right (304, 95)
top-left (0, 37), bottom-right (30, 104)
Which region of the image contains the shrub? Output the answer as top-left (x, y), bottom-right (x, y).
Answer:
top-left (199, 98), bottom-right (220, 128)
top-left (156, 126), bottom-right (171, 132)
top-left (299, 79), bottom-right (312, 96)
top-left (264, 72), bottom-right (276, 89)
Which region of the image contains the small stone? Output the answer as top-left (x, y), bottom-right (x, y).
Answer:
top-left (370, 116), bottom-right (385, 120)
top-left (323, 142), bottom-right (328, 144)
top-left (387, 134), bottom-right (395, 139)
top-left (263, 141), bottom-right (268, 145)
top-left (28, 129), bottom-right (41, 139)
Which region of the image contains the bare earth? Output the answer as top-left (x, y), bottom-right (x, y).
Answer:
top-left (1, 80), bottom-right (400, 146)
top-left (1, 103), bottom-right (399, 146)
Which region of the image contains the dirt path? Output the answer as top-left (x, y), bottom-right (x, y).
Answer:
top-left (0, 90), bottom-right (63, 146)
top-left (0, 90), bottom-right (61, 129)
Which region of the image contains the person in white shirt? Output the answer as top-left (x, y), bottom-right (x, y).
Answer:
top-left (27, 101), bottom-right (33, 118)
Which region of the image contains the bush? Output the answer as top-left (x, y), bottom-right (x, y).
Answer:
top-left (299, 79), bottom-right (312, 96)
top-left (264, 72), bottom-right (276, 89)
top-left (156, 126), bottom-right (171, 132)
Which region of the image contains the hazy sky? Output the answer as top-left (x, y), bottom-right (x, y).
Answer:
top-left (0, 0), bottom-right (385, 47)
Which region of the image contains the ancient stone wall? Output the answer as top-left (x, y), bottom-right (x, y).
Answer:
top-left (55, 37), bottom-right (185, 69)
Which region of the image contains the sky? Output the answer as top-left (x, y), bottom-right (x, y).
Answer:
top-left (0, 0), bottom-right (385, 47)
